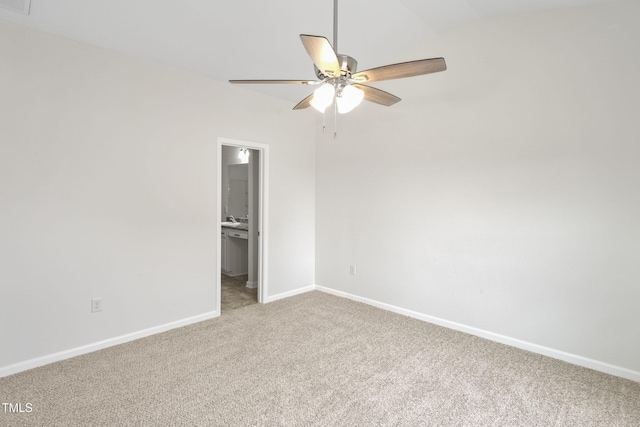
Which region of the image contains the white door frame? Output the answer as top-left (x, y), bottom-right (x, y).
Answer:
top-left (216, 137), bottom-right (269, 315)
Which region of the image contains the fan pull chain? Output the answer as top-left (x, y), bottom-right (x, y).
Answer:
top-left (322, 109), bottom-right (327, 133)
top-left (333, 101), bottom-right (337, 139)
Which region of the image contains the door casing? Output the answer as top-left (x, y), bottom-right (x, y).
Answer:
top-left (216, 137), bottom-right (269, 314)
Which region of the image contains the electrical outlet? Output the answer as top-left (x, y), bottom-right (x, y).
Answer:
top-left (349, 265), bottom-right (357, 275)
top-left (91, 298), bottom-right (102, 313)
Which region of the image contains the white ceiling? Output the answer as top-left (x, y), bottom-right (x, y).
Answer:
top-left (1, 0), bottom-right (616, 103)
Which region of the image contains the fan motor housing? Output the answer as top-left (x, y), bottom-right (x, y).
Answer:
top-left (315, 54), bottom-right (358, 80)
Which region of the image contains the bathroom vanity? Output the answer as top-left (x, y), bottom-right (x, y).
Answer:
top-left (221, 225), bottom-right (248, 276)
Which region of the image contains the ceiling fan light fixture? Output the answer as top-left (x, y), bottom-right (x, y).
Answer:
top-left (310, 83), bottom-right (335, 112)
top-left (336, 85), bottom-right (364, 114)
top-left (229, 0), bottom-right (447, 128)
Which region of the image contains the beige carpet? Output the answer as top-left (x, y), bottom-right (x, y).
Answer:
top-left (1, 291), bottom-right (639, 426)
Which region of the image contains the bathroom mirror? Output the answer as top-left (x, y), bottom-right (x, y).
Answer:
top-left (228, 163), bottom-right (248, 218)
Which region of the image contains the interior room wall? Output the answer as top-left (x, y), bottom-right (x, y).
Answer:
top-left (315, 0), bottom-right (640, 377)
top-left (0, 20), bottom-right (316, 371)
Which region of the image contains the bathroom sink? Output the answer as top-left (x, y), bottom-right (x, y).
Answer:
top-left (221, 222), bottom-right (248, 230)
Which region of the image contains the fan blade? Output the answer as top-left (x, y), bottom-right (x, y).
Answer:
top-left (293, 93), bottom-right (314, 110)
top-left (300, 34), bottom-right (340, 77)
top-left (352, 58), bottom-right (446, 83)
top-left (353, 84), bottom-right (401, 106)
top-left (229, 79), bottom-right (317, 85)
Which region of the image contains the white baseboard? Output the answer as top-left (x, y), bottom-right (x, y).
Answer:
top-left (0, 310), bottom-right (219, 379)
top-left (316, 286), bottom-right (640, 383)
top-left (6, 286), bottom-right (638, 384)
top-left (264, 284), bottom-right (316, 303)
top-left (246, 280), bottom-right (258, 289)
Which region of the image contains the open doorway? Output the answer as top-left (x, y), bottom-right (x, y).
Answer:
top-left (216, 137), bottom-right (268, 315)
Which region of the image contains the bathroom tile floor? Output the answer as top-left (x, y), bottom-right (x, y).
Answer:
top-left (221, 274), bottom-right (257, 313)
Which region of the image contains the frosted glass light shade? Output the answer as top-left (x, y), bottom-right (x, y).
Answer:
top-left (238, 148), bottom-right (250, 163)
top-left (310, 84), bottom-right (335, 112)
top-left (337, 85), bottom-right (364, 114)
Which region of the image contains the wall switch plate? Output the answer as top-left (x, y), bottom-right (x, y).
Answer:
top-left (91, 298), bottom-right (102, 313)
top-left (349, 265), bottom-right (357, 275)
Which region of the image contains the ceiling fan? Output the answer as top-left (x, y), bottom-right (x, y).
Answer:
top-left (229, 0), bottom-right (446, 117)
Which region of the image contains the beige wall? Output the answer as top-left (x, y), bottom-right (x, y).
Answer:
top-left (315, 1), bottom-right (640, 376)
